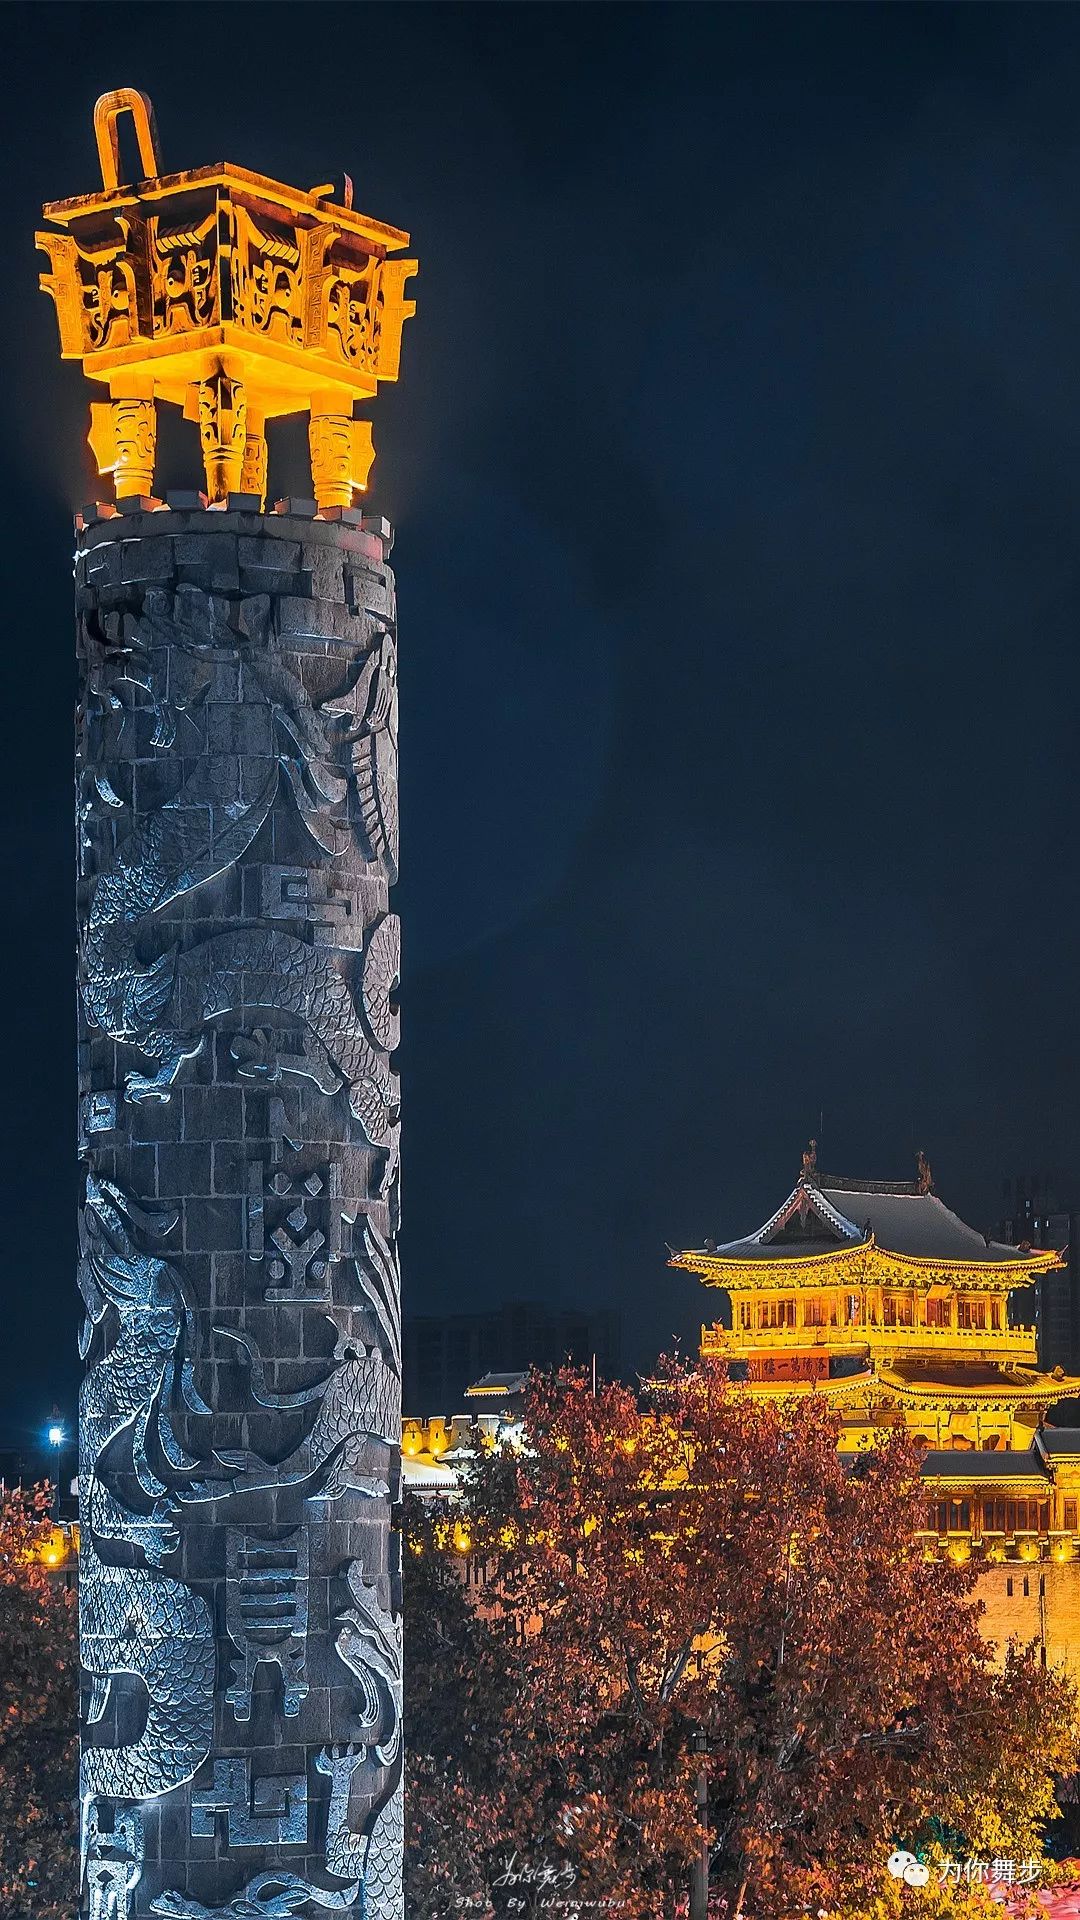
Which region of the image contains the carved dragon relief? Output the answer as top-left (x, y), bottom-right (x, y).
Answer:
top-left (75, 1167), bottom-right (402, 1898)
top-left (78, 563), bottom-right (403, 1918)
top-left (213, 1320), bottom-right (397, 1499)
top-left (321, 1560), bottom-right (404, 1920)
top-left (212, 1210), bottom-right (402, 1499)
top-left (79, 1173), bottom-right (215, 1557)
top-left (149, 1875), bottom-right (358, 1920)
top-left (78, 1176), bottom-right (216, 1815)
top-left (78, 586), bottom-right (399, 1136)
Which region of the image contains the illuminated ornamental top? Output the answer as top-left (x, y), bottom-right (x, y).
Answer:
top-left (37, 88), bottom-right (417, 513)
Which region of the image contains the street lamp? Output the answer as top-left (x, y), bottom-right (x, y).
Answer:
top-left (46, 1416), bottom-right (65, 1520)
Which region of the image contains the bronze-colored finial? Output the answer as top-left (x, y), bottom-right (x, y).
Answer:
top-left (801, 1137), bottom-right (818, 1180)
top-left (916, 1149), bottom-right (933, 1194)
top-left (37, 87), bottom-right (417, 512)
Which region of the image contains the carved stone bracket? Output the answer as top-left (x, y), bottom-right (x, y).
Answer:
top-left (309, 413), bottom-right (376, 512)
top-left (186, 373), bottom-right (247, 503)
top-left (88, 396), bottom-right (157, 499)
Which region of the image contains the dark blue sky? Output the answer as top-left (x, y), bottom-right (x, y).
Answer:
top-left (4, 3), bottom-right (1080, 1458)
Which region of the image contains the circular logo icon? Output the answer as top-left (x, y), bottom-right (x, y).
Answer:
top-left (887, 1850), bottom-right (930, 1888)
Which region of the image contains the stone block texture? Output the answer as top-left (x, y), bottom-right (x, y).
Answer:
top-left (978, 1560), bottom-right (1080, 1681)
top-left (76, 509), bottom-right (402, 1919)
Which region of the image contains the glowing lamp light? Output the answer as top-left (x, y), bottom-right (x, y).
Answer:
top-left (35, 1526), bottom-right (68, 1569)
top-left (48, 1425), bottom-right (65, 1449)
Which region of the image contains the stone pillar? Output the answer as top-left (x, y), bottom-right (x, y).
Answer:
top-left (75, 504), bottom-right (402, 1920)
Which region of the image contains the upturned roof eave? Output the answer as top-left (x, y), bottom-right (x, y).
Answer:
top-left (693, 1365), bottom-right (1076, 1408)
top-left (670, 1233), bottom-right (1063, 1290)
top-left (669, 1172), bottom-right (1066, 1286)
top-left (669, 1240), bottom-right (867, 1282)
top-left (878, 1372), bottom-right (1079, 1406)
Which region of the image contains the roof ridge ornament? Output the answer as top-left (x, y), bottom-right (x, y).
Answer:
top-left (801, 1137), bottom-right (818, 1182)
top-left (917, 1149), bottom-right (934, 1195)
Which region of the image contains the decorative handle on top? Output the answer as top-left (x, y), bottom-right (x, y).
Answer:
top-left (93, 88), bottom-right (161, 190)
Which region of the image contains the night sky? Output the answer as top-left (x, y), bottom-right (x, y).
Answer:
top-left (4, 3), bottom-right (1080, 1461)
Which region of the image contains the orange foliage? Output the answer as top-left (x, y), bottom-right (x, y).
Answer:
top-left (406, 1363), bottom-right (1078, 1920)
top-left (0, 1488), bottom-right (77, 1917)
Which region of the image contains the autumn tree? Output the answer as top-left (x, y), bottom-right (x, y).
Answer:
top-left (0, 1490), bottom-right (77, 1919)
top-left (411, 1363), bottom-right (1078, 1920)
top-left (402, 1494), bottom-right (521, 1918)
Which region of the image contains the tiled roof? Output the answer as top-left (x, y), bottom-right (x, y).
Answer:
top-left (683, 1174), bottom-right (1057, 1268)
top-left (820, 1185), bottom-right (1023, 1263)
top-left (465, 1370), bottom-right (528, 1397)
top-left (885, 1362), bottom-right (1052, 1392)
top-left (919, 1449), bottom-right (1049, 1481)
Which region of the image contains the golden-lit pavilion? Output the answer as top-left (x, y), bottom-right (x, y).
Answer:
top-left (671, 1148), bottom-right (1080, 1672)
top-left (671, 1146), bottom-right (1072, 1453)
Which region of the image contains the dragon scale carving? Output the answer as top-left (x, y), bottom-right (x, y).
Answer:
top-left (79, 1173), bottom-right (216, 1810)
top-left (77, 510), bottom-right (403, 1918)
top-left (81, 586), bottom-right (398, 1137)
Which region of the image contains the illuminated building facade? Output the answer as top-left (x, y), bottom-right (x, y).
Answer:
top-left (671, 1153), bottom-right (1080, 1675)
top-left (401, 1373), bottom-right (527, 1499)
top-left (39, 91), bottom-right (413, 1919)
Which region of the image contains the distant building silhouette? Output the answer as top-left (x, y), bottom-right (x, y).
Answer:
top-left (0, 1449), bottom-right (25, 1492)
top-left (403, 1301), bottom-right (621, 1416)
top-left (998, 1173), bottom-right (1080, 1374)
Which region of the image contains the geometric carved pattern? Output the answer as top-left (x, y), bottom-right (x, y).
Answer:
top-left (76, 506), bottom-right (403, 1919)
top-left (265, 1193), bottom-right (330, 1301)
top-left (190, 1759), bottom-right (308, 1848)
top-left (225, 1530), bottom-right (310, 1720)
